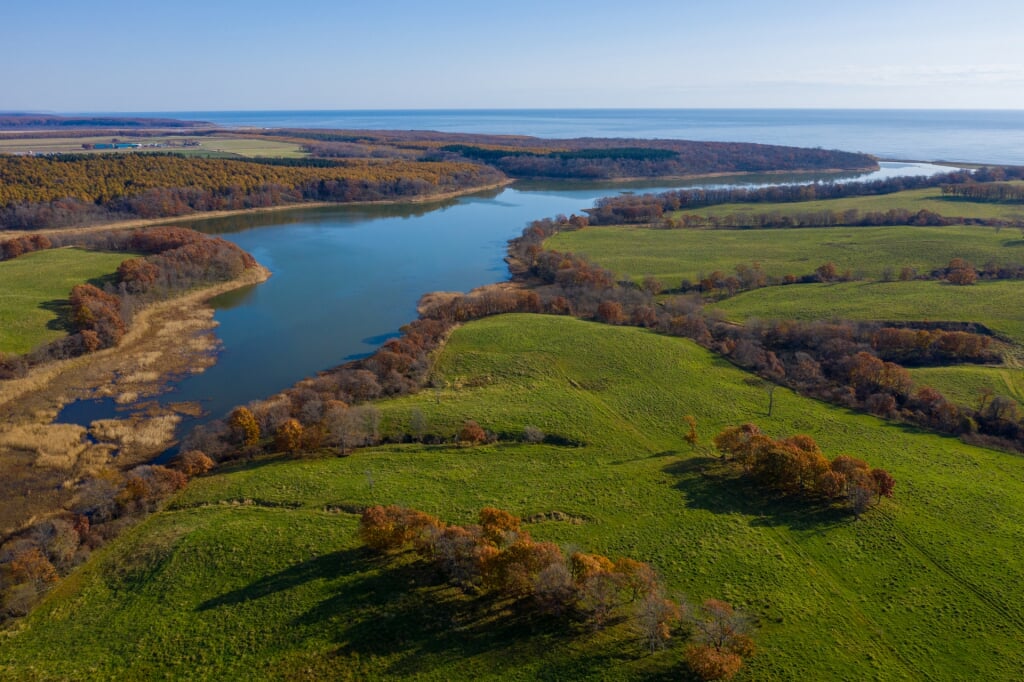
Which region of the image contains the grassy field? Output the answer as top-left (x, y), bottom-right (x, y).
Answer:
top-left (710, 279), bottom-right (1024, 345)
top-left (670, 185), bottom-right (1024, 223)
top-left (0, 248), bottom-right (128, 354)
top-left (0, 134), bottom-right (306, 158)
top-left (4, 314), bottom-right (1023, 680)
top-left (909, 365), bottom-right (1024, 410)
top-left (546, 224), bottom-right (1024, 285)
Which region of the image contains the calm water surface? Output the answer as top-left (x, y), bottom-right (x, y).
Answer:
top-left (55, 163), bottom-right (955, 436)
top-left (110, 109), bottom-right (1024, 165)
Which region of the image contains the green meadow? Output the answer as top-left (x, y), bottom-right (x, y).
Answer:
top-left (545, 224), bottom-right (1024, 285)
top-left (0, 248), bottom-right (127, 354)
top-left (710, 279), bottom-right (1024, 344)
top-left (670, 185), bottom-right (1024, 223)
top-left (4, 315), bottom-right (1023, 680)
top-left (908, 365), bottom-right (1024, 411)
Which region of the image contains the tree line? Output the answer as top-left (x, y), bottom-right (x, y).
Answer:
top-left (432, 140), bottom-right (874, 180)
top-left (255, 128), bottom-right (876, 180)
top-left (0, 154), bottom-right (505, 230)
top-left (942, 182), bottom-right (1024, 203)
top-left (584, 170), bottom-right (981, 225)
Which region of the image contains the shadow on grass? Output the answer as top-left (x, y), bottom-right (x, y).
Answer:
top-left (200, 543), bottom-right (642, 677)
top-left (40, 298), bottom-right (73, 333)
top-left (664, 456), bottom-right (850, 531)
top-left (197, 547), bottom-right (376, 611)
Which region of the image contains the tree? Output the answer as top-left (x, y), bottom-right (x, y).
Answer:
top-left (635, 590), bottom-right (681, 652)
top-left (686, 644), bottom-right (743, 680)
top-left (458, 419), bottom-right (487, 445)
top-left (274, 418), bottom-right (304, 453)
top-left (871, 468), bottom-right (896, 499)
top-left (815, 261), bottom-right (838, 282)
top-left (683, 415), bottom-right (698, 446)
top-left (327, 403), bottom-right (368, 450)
top-left (533, 561), bottom-right (577, 615)
top-left (228, 407), bottom-right (260, 448)
top-left (171, 450), bottom-right (214, 477)
top-left (687, 599), bottom-right (755, 679)
top-left (479, 507), bottom-right (522, 547)
top-left (596, 300), bottom-right (625, 324)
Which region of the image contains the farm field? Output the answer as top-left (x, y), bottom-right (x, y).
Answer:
top-left (0, 134), bottom-right (306, 158)
top-left (0, 248), bottom-right (127, 354)
top-left (710, 279), bottom-right (1024, 345)
top-left (4, 315), bottom-right (1024, 680)
top-left (545, 224), bottom-right (1024, 285)
top-left (670, 185), bottom-right (1024, 223)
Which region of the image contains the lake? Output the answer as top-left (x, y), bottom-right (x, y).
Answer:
top-left (55, 162), bottom-right (956, 439)
top-left (118, 108), bottom-right (1024, 165)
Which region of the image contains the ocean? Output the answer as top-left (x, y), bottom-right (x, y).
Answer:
top-left (115, 109), bottom-right (1024, 165)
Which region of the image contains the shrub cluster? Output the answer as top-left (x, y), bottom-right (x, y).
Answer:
top-left (359, 505), bottom-right (754, 677)
top-left (0, 451), bottom-right (211, 623)
top-left (713, 426), bottom-right (894, 517)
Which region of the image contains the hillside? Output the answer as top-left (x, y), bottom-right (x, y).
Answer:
top-left (3, 315), bottom-right (1023, 680)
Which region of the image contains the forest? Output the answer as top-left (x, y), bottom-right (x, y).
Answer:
top-left (0, 154), bottom-right (504, 230)
top-left (0, 128), bottom-right (879, 231)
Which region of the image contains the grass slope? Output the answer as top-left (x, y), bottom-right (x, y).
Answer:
top-left (670, 186), bottom-right (1024, 223)
top-left (3, 315), bottom-right (1024, 680)
top-left (711, 279), bottom-right (1024, 344)
top-left (0, 248), bottom-right (127, 354)
top-left (908, 365), bottom-right (1024, 410)
top-left (546, 224), bottom-right (1024, 285)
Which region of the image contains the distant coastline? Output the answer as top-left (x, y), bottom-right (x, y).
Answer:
top-left (55, 108), bottom-right (1024, 165)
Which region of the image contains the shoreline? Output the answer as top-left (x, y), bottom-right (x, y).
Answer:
top-left (0, 264), bottom-right (272, 417)
top-left (0, 164), bottom-right (897, 243)
top-left (0, 263), bottom-right (271, 535)
top-left (0, 180), bottom-right (515, 242)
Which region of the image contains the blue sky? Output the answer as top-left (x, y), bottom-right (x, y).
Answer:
top-left (2, 0), bottom-right (1023, 111)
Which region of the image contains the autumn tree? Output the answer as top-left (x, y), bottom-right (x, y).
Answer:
top-left (172, 450), bottom-right (215, 477)
top-left (686, 599), bottom-right (755, 680)
top-left (596, 300), bottom-right (625, 325)
top-left (228, 407), bottom-right (261, 448)
top-left (274, 418), bottom-right (304, 453)
top-left (635, 589), bottom-right (682, 652)
top-left (479, 507), bottom-right (522, 547)
top-left (945, 257), bottom-right (977, 285)
top-left (458, 419), bottom-right (487, 445)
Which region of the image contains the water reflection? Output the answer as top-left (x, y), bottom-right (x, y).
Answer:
top-left (55, 162), bottom-right (956, 443)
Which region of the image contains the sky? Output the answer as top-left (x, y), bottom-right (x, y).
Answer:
top-left (2, 0), bottom-right (1023, 112)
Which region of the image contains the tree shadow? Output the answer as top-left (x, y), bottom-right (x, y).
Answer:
top-left (196, 542), bottom-right (671, 677)
top-left (40, 298), bottom-right (73, 332)
top-left (196, 547), bottom-right (376, 611)
top-left (297, 555), bottom-right (629, 678)
top-left (664, 456), bottom-right (850, 531)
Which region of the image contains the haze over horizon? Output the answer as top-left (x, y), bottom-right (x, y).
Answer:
top-left (3, 0), bottom-right (1024, 112)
